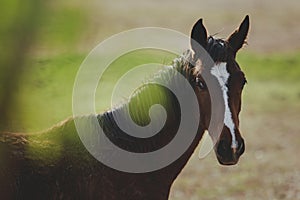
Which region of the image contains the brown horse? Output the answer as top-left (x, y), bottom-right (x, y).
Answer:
top-left (0, 16), bottom-right (249, 199)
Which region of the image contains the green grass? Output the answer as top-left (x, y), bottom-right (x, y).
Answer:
top-left (5, 51), bottom-right (300, 132)
top-left (237, 52), bottom-right (300, 113)
top-left (8, 50), bottom-right (176, 132)
top-left (8, 54), bottom-right (84, 132)
top-left (238, 52), bottom-right (300, 83)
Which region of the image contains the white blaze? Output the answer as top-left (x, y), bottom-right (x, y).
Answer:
top-left (210, 62), bottom-right (238, 148)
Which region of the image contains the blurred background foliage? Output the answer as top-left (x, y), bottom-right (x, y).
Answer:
top-left (0, 0), bottom-right (299, 199)
top-left (0, 0), bottom-right (88, 131)
top-left (0, 0), bottom-right (44, 130)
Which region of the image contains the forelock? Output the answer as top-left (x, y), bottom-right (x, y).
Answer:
top-left (207, 36), bottom-right (229, 63)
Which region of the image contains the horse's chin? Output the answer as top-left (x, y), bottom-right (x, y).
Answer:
top-left (216, 153), bottom-right (239, 166)
top-left (215, 146), bottom-right (240, 166)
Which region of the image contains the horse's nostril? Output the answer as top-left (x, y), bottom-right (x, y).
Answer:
top-left (237, 140), bottom-right (245, 156)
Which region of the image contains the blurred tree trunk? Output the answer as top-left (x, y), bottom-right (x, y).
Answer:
top-left (0, 0), bottom-right (45, 131)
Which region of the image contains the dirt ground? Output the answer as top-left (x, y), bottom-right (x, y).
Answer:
top-left (84, 0), bottom-right (300, 54)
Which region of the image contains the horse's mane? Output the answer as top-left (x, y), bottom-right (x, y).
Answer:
top-left (96, 50), bottom-right (196, 153)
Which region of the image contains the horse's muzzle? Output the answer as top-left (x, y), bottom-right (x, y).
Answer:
top-left (215, 138), bottom-right (245, 165)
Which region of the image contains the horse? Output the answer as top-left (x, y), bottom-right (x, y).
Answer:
top-left (0, 16), bottom-right (249, 199)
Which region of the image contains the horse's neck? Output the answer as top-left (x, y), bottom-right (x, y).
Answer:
top-left (167, 126), bottom-right (205, 181)
top-left (99, 83), bottom-right (181, 153)
top-left (99, 80), bottom-right (205, 177)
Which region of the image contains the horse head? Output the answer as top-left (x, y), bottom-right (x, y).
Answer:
top-left (190, 16), bottom-right (249, 165)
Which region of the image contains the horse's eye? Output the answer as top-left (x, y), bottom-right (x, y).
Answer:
top-left (195, 77), bottom-right (206, 90)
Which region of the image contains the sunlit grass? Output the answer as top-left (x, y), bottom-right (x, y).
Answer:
top-left (238, 51), bottom-right (300, 83)
top-left (238, 52), bottom-right (300, 113)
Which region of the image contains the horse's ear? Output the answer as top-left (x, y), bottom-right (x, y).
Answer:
top-left (227, 15), bottom-right (250, 54)
top-left (190, 18), bottom-right (208, 56)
